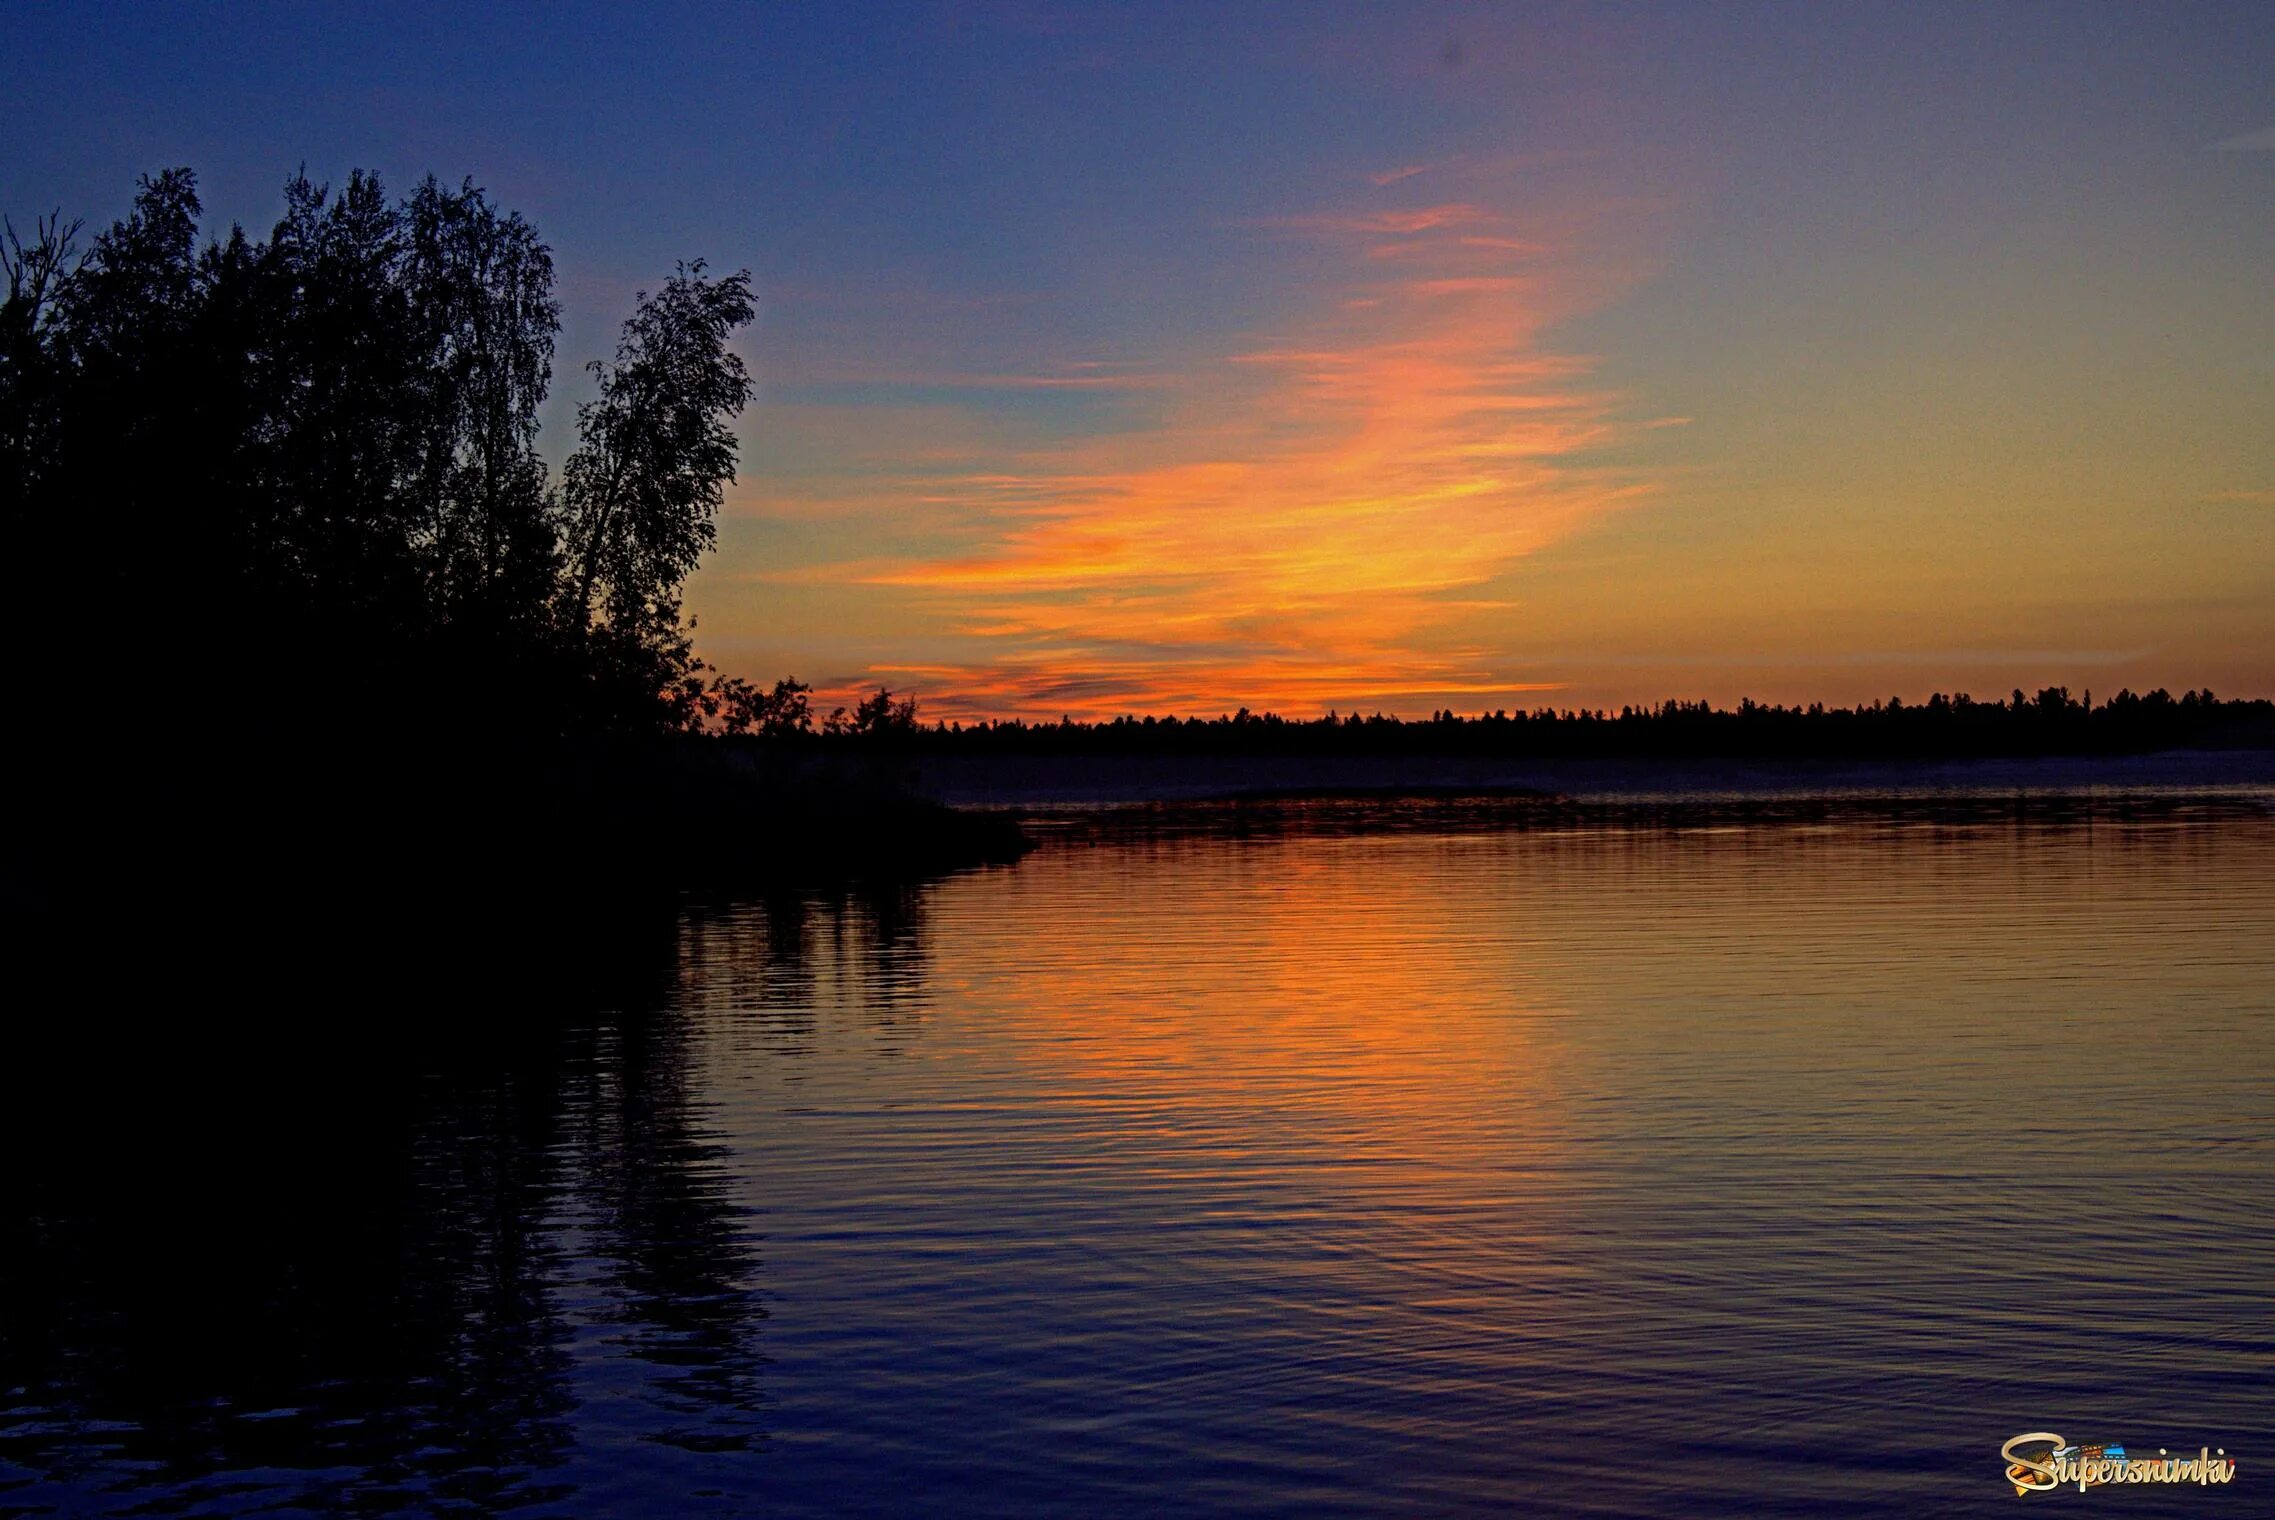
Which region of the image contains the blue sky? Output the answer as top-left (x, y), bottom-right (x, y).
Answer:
top-left (10, 2), bottom-right (2274, 714)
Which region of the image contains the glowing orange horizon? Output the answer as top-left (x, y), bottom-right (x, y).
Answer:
top-left (727, 171), bottom-right (1664, 722)
top-left (691, 108), bottom-right (2275, 719)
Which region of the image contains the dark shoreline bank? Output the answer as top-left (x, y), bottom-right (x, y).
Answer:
top-left (909, 745), bottom-right (2275, 810)
top-left (3, 735), bottom-right (1031, 1041)
top-left (1014, 787), bottom-right (2274, 849)
top-left (11, 742), bottom-right (2267, 1050)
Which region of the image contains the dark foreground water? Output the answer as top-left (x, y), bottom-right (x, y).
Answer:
top-left (5, 812), bottom-right (2272, 1515)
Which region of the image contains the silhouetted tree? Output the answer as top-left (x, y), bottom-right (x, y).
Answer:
top-left (399, 176), bottom-right (561, 642)
top-left (709, 675), bottom-right (814, 738)
top-left (0, 210), bottom-right (79, 507)
top-left (833, 685), bottom-right (918, 738)
top-left (3, 165), bottom-right (761, 743)
top-left (563, 262), bottom-right (754, 641)
top-left (258, 169), bottom-right (430, 649)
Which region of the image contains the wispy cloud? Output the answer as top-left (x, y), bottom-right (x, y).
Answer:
top-left (1251, 203), bottom-right (1493, 235)
top-left (778, 366), bottom-right (1170, 393)
top-left (2209, 125), bottom-right (2275, 151)
top-left (2205, 487), bottom-right (2275, 504)
top-left (860, 656), bottom-right (1566, 723)
top-left (1368, 163), bottom-right (1432, 186)
top-left (746, 164), bottom-right (1664, 718)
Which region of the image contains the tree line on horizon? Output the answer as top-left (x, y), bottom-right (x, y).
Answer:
top-left (7, 169), bottom-right (2265, 768)
top-left (863, 685), bottom-right (2272, 759)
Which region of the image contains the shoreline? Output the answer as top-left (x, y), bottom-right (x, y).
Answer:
top-left (917, 746), bottom-right (2275, 810)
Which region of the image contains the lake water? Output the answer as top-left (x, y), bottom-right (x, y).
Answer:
top-left (5, 811), bottom-right (2272, 1515)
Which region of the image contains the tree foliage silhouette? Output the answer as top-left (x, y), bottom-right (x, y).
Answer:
top-left (564, 263), bottom-right (755, 639)
top-left (0, 165), bottom-right (755, 743)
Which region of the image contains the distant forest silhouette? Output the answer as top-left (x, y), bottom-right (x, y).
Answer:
top-left (885, 686), bottom-right (2275, 760)
top-left (5, 168), bottom-right (2269, 787)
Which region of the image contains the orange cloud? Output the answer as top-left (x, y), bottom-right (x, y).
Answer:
top-left (745, 171), bottom-right (1663, 719)
top-left (1254, 203), bottom-right (1492, 235)
top-left (860, 658), bottom-right (1566, 725)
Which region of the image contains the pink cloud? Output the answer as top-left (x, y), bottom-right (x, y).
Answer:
top-left (717, 162), bottom-right (1669, 718)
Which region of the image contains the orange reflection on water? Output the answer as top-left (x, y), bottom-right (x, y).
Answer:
top-left (908, 834), bottom-right (1587, 1253)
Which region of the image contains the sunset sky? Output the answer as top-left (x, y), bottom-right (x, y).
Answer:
top-left (9, 2), bottom-right (2273, 719)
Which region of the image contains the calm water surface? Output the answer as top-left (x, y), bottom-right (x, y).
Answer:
top-left (5, 815), bottom-right (2272, 1515)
